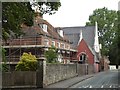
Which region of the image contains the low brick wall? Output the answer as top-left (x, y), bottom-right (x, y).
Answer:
top-left (43, 64), bottom-right (78, 86)
top-left (2, 71), bottom-right (37, 88)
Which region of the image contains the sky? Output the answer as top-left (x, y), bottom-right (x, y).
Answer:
top-left (43, 0), bottom-right (120, 27)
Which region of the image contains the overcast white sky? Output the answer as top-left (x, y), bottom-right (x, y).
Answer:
top-left (43, 0), bottom-right (120, 27)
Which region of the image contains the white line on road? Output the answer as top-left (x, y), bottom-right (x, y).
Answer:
top-left (109, 85), bottom-right (112, 88)
top-left (82, 86), bottom-right (88, 88)
top-left (89, 85), bottom-right (92, 88)
top-left (101, 85), bottom-right (104, 88)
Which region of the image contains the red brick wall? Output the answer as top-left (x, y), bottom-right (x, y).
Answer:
top-left (94, 63), bottom-right (99, 73)
top-left (77, 39), bottom-right (94, 64)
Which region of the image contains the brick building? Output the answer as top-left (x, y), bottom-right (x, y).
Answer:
top-left (60, 22), bottom-right (102, 72)
top-left (99, 56), bottom-right (110, 71)
top-left (2, 14), bottom-right (77, 70)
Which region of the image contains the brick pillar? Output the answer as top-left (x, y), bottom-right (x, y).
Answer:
top-left (36, 59), bottom-right (44, 88)
top-left (85, 64), bottom-right (88, 75)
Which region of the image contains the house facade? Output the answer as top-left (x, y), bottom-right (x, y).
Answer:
top-left (60, 22), bottom-right (101, 72)
top-left (77, 39), bottom-right (94, 65)
top-left (2, 13), bottom-right (77, 70)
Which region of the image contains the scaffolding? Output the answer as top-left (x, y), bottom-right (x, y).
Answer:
top-left (2, 28), bottom-right (78, 71)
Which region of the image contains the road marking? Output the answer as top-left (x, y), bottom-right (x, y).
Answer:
top-left (83, 86), bottom-right (88, 88)
top-left (109, 85), bottom-right (112, 88)
top-left (89, 85), bottom-right (92, 88)
top-left (101, 85), bottom-right (104, 88)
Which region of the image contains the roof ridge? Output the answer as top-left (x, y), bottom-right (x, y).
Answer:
top-left (57, 26), bottom-right (95, 29)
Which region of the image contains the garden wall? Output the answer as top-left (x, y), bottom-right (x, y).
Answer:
top-left (2, 62), bottom-right (95, 89)
top-left (2, 71), bottom-right (38, 88)
top-left (43, 64), bottom-right (78, 86)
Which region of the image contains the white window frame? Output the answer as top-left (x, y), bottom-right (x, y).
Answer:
top-left (39, 24), bottom-right (47, 33)
top-left (43, 24), bottom-right (47, 33)
top-left (68, 45), bottom-right (70, 49)
top-left (66, 44), bottom-right (70, 49)
top-left (52, 41), bottom-right (55, 46)
top-left (61, 43), bottom-right (65, 49)
top-left (44, 39), bottom-right (49, 46)
top-left (57, 42), bottom-right (60, 48)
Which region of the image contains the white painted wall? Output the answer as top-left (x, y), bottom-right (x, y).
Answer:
top-left (118, 66), bottom-right (120, 69)
top-left (109, 65), bottom-right (116, 70)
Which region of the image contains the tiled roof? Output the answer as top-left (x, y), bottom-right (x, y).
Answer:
top-left (60, 26), bottom-right (95, 48)
top-left (21, 16), bottom-right (69, 43)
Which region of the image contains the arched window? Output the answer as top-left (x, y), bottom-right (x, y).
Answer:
top-left (79, 53), bottom-right (86, 64)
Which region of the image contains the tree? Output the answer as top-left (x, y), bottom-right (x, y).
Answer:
top-left (44, 45), bottom-right (58, 63)
top-left (109, 11), bottom-right (120, 65)
top-left (33, 1), bottom-right (61, 16)
top-left (117, 11), bottom-right (120, 65)
top-left (2, 1), bottom-right (61, 40)
top-left (108, 38), bottom-right (118, 65)
top-left (86, 7), bottom-right (118, 56)
top-left (15, 52), bottom-right (38, 71)
top-left (0, 47), bottom-right (9, 72)
top-left (2, 2), bottom-right (34, 41)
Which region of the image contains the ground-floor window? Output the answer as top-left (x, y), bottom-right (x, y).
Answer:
top-left (79, 53), bottom-right (86, 64)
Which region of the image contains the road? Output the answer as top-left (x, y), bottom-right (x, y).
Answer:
top-left (70, 70), bottom-right (120, 88)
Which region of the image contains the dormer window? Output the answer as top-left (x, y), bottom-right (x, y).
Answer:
top-left (57, 30), bottom-right (64, 37)
top-left (39, 24), bottom-right (47, 33)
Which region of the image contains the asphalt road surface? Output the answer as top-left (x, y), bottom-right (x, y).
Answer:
top-left (70, 70), bottom-right (120, 88)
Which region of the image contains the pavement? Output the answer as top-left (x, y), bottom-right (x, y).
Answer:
top-left (45, 74), bottom-right (94, 88)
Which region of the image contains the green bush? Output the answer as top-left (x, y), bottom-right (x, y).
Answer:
top-left (44, 45), bottom-right (58, 63)
top-left (15, 52), bottom-right (38, 71)
top-left (0, 47), bottom-right (9, 72)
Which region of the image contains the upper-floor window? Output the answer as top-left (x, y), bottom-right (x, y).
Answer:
top-left (44, 39), bottom-right (49, 46)
top-left (61, 43), bottom-right (65, 49)
top-left (39, 24), bottom-right (47, 33)
top-left (57, 42), bottom-right (60, 48)
top-left (66, 44), bottom-right (70, 49)
top-left (52, 41), bottom-right (55, 46)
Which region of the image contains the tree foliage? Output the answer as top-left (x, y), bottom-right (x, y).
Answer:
top-left (37, 1), bottom-right (61, 16)
top-left (86, 7), bottom-right (118, 56)
top-left (2, 2), bottom-right (34, 41)
top-left (0, 47), bottom-right (9, 72)
top-left (15, 52), bottom-right (38, 71)
top-left (109, 11), bottom-right (120, 65)
top-left (109, 38), bottom-right (118, 65)
top-left (117, 11), bottom-right (120, 65)
top-left (2, 1), bottom-right (61, 40)
top-left (44, 45), bottom-right (58, 63)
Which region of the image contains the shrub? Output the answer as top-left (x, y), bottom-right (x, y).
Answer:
top-left (0, 47), bottom-right (9, 72)
top-left (44, 45), bottom-right (58, 63)
top-left (15, 52), bottom-right (38, 71)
